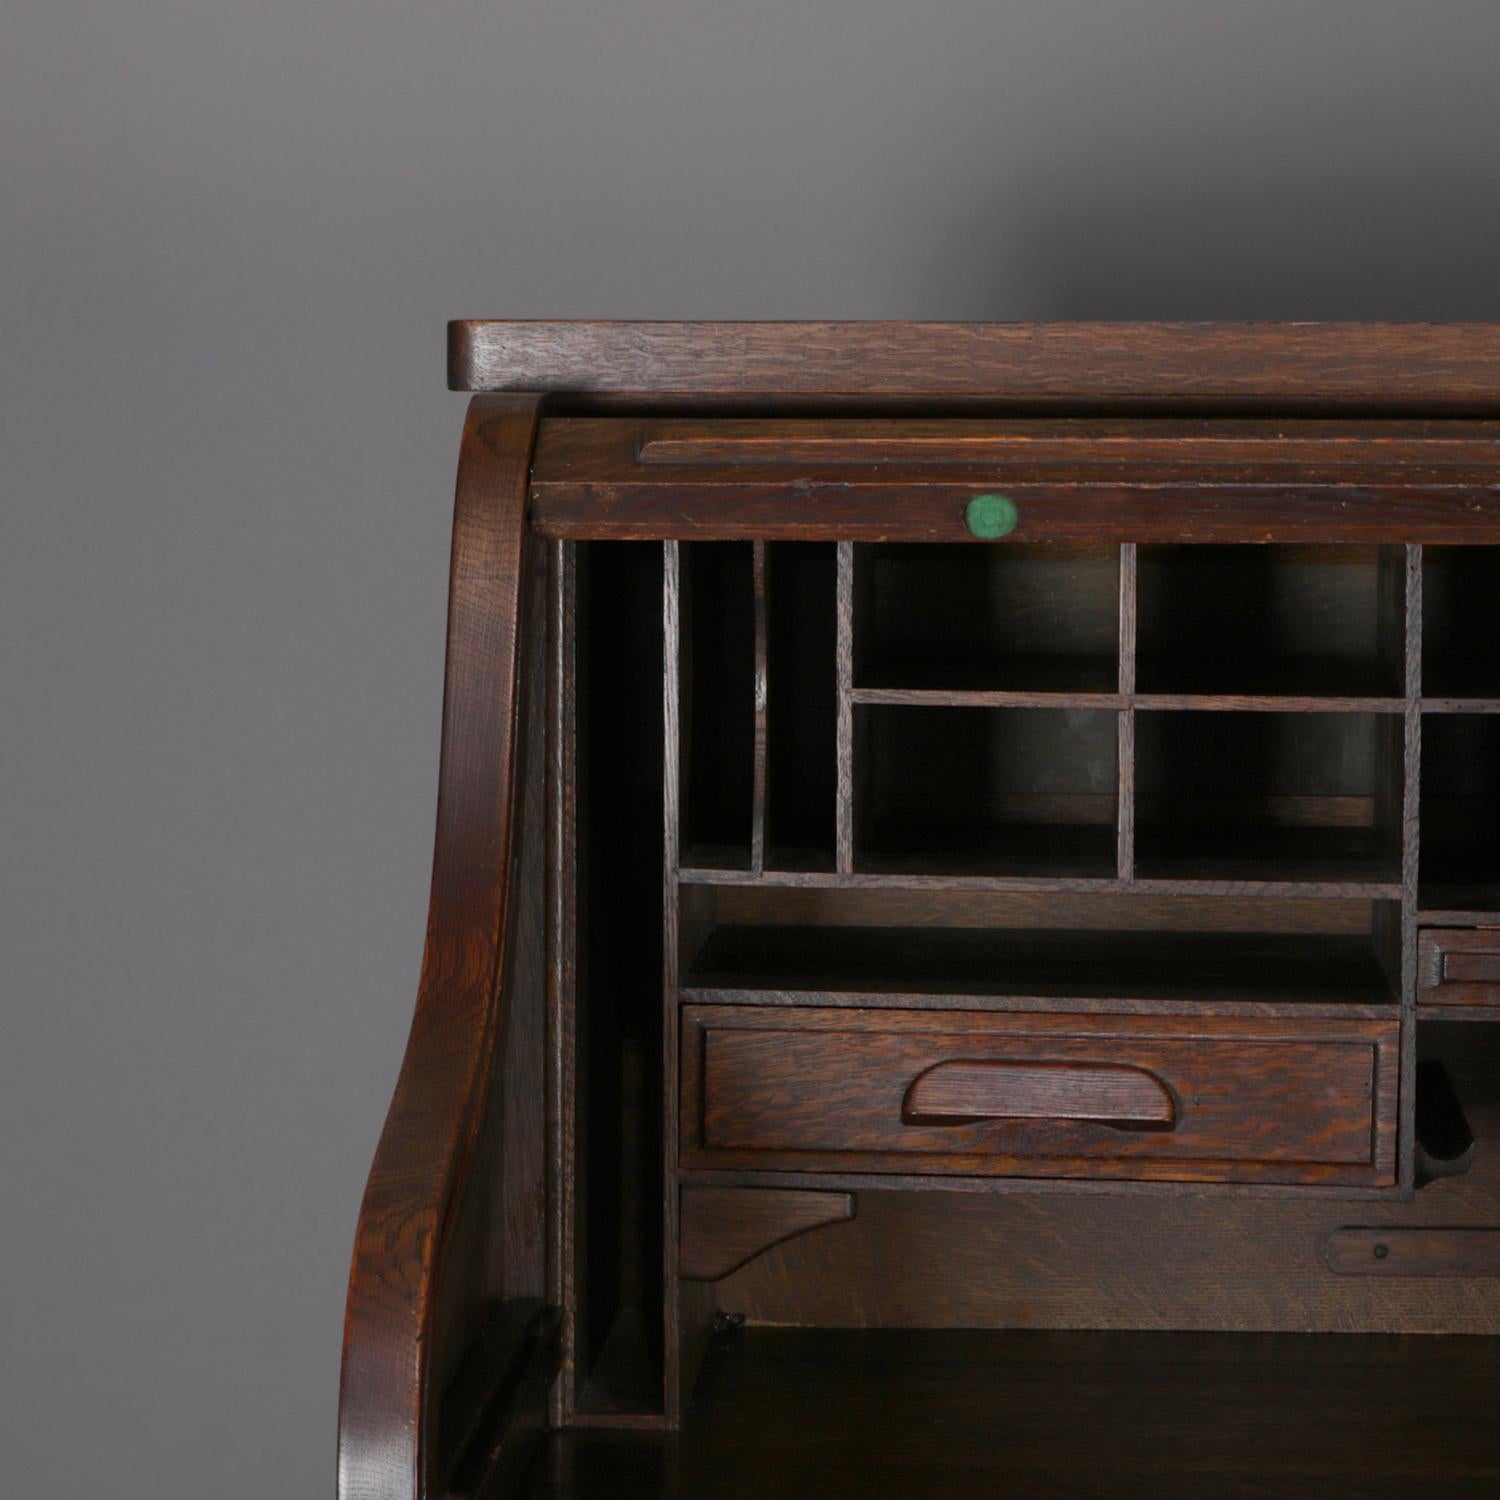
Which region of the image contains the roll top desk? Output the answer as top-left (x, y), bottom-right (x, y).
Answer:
top-left (339, 323), bottom-right (1500, 1498)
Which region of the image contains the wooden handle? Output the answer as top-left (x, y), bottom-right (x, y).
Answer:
top-left (1444, 950), bottom-right (1500, 985)
top-left (902, 1060), bottom-right (1175, 1130)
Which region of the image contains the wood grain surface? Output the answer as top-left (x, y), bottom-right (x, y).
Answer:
top-left (681, 1005), bottom-right (1398, 1185)
top-left (337, 395), bottom-right (548, 1499)
top-left (517, 1326), bottom-right (1500, 1499)
top-left (451, 321), bottom-right (1500, 404)
top-left (679, 1187), bottom-right (854, 1281)
top-left (527, 414), bottom-right (1500, 543)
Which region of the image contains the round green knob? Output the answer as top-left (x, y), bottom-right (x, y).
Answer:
top-left (965, 493), bottom-right (1019, 539)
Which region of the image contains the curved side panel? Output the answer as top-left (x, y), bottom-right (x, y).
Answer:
top-left (338, 395), bottom-right (545, 1500)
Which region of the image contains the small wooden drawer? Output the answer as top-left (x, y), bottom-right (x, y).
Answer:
top-left (1419, 929), bottom-right (1500, 1012)
top-left (681, 1005), bottom-right (1399, 1187)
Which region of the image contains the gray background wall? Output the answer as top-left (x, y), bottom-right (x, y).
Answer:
top-left (6, 3), bottom-right (1500, 1493)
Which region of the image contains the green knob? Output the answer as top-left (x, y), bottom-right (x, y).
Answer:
top-left (966, 493), bottom-right (1018, 539)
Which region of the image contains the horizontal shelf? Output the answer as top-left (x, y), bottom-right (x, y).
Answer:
top-left (1135, 693), bottom-right (1405, 714)
top-left (684, 925), bottom-right (1399, 1007)
top-left (679, 867), bottom-right (1401, 898)
top-left (1421, 698), bottom-right (1500, 714)
top-left (854, 686), bottom-right (1125, 710)
top-left (854, 688), bottom-right (1408, 713)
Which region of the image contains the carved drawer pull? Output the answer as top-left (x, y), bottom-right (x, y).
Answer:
top-left (902, 1060), bottom-right (1176, 1131)
top-left (1443, 950), bottom-right (1500, 984)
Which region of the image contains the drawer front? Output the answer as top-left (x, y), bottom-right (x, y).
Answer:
top-left (681, 1006), bottom-right (1399, 1186)
top-left (1419, 929), bottom-right (1500, 1010)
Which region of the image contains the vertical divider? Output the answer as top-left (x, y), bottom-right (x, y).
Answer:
top-left (835, 541), bottom-right (855, 874)
top-left (1117, 543), bottom-right (1138, 882)
top-left (547, 541), bottom-right (576, 1425)
top-left (1399, 543), bottom-right (1423, 1190)
top-left (751, 542), bottom-right (769, 875)
top-left (661, 540), bottom-right (683, 1422)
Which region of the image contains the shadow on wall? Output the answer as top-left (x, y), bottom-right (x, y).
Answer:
top-left (938, 158), bottom-right (1500, 322)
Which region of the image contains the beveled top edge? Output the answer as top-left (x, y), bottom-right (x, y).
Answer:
top-left (449, 321), bottom-right (1500, 405)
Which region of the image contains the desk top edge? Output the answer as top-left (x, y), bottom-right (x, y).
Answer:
top-left (449, 321), bottom-right (1500, 403)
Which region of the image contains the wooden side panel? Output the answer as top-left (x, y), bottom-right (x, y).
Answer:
top-left (338, 396), bottom-right (549, 1500)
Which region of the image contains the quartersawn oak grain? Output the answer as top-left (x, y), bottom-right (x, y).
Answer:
top-left (450, 321), bottom-right (1500, 405)
top-left (338, 395), bottom-right (547, 1500)
top-left (681, 1005), bottom-right (1399, 1186)
top-left (526, 415), bottom-right (1500, 542)
top-left (678, 1186), bottom-right (854, 1281)
top-left (345, 324), bottom-right (1500, 1493)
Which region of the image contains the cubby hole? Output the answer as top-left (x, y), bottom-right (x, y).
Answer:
top-left (1134, 710), bottom-right (1403, 885)
top-left (1418, 1021), bottom-right (1500, 1182)
top-left (1419, 714), bottom-right (1500, 914)
top-left (678, 542), bottom-right (755, 870)
top-left (853, 704), bottom-right (1118, 877)
top-left (1422, 546), bottom-right (1500, 698)
top-left (765, 543), bottom-right (837, 871)
top-left (680, 886), bottom-right (1401, 1008)
top-left (1136, 544), bottom-right (1406, 698)
top-left (853, 542), bottom-right (1120, 693)
top-left (574, 543), bottom-right (664, 1417)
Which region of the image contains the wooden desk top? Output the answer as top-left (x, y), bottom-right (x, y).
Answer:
top-left (449, 320), bottom-right (1500, 407)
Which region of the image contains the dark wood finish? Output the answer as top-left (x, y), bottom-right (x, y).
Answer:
top-left (440, 1303), bottom-right (562, 1497)
top-left (637, 418), bottom-right (1500, 466)
top-left (705, 1028), bottom-right (1500, 1324)
top-left (517, 1327), bottom-right (1500, 1500)
top-left (902, 1060), bottom-right (1175, 1127)
top-left (679, 1187), bottom-right (855, 1281)
top-left (342, 325), bottom-right (1500, 1493)
top-left (338, 395), bottom-right (546, 1498)
top-left (679, 865), bottom-right (1405, 898)
top-left (705, 883), bottom-right (1376, 934)
top-left (451, 321), bottom-right (1500, 404)
top-left (660, 541), bottom-right (688, 1423)
top-left (1419, 928), bottom-right (1500, 1009)
top-left (548, 543), bottom-right (577, 1425)
top-left (749, 543), bottom-right (768, 876)
top-left (534, 477), bottom-right (1500, 546)
top-left (1325, 1228), bottom-right (1500, 1277)
top-left (527, 415), bottom-right (1500, 542)
top-left (681, 1005), bottom-right (1398, 1186)
top-left (834, 544), bottom-right (854, 875)
top-left (1117, 545), bottom-right (1136, 882)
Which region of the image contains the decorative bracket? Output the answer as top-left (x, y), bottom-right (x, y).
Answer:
top-left (680, 1187), bottom-right (855, 1282)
